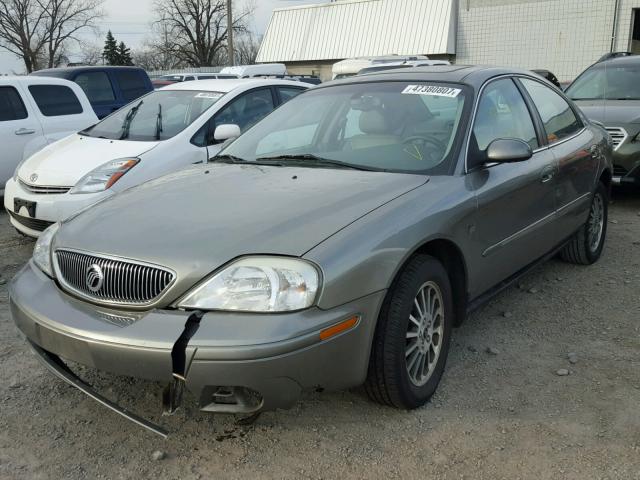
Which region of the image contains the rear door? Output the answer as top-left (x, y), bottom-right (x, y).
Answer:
top-left (26, 83), bottom-right (87, 136)
top-left (519, 78), bottom-right (598, 239)
top-left (467, 77), bottom-right (558, 296)
top-left (72, 70), bottom-right (119, 118)
top-left (0, 84), bottom-right (42, 187)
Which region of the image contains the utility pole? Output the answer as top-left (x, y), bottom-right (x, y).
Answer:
top-left (227, 0), bottom-right (234, 66)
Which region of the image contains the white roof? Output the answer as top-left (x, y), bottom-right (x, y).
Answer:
top-left (257, 0), bottom-right (456, 63)
top-left (158, 78), bottom-right (307, 93)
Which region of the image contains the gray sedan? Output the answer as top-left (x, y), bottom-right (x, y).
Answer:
top-left (10, 66), bottom-right (612, 435)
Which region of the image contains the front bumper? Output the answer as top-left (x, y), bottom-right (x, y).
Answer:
top-left (10, 262), bottom-right (385, 417)
top-left (3, 178), bottom-right (110, 237)
top-left (612, 146), bottom-right (640, 185)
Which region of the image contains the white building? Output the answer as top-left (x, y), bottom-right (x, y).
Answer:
top-left (257, 0), bottom-right (640, 82)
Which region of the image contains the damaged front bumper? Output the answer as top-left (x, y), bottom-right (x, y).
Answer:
top-left (10, 262), bottom-right (384, 435)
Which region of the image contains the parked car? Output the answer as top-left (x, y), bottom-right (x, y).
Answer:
top-left (9, 66), bottom-right (612, 434)
top-left (0, 76), bottom-right (98, 196)
top-left (151, 73), bottom-right (239, 89)
top-left (31, 66), bottom-right (154, 119)
top-left (332, 55), bottom-right (430, 79)
top-left (358, 60), bottom-right (451, 76)
top-left (565, 55), bottom-right (640, 185)
top-left (531, 69), bottom-right (562, 89)
top-left (4, 79), bottom-right (308, 236)
top-left (220, 63), bottom-right (287, 78)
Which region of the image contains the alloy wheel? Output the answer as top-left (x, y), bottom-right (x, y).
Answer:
top-left (588, 192), bottom-right (604, 253)
top-left (405, 281), bottom-right (445, 387)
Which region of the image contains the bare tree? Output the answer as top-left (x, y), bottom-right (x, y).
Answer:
top-left (0, 0), bottom-right (102, 73)
top-left (235, 32), bottom-right (260, 65)
top-left (39, 0), bottom-right (103, 69)
top-left (152, 0), bottom-right (252, 67)
top-left (78, 42), bottom-right (102, 65)
top-left (0, 0), bottom-right (48, 72)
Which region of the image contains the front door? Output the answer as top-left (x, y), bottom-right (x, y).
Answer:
top-left (466, 78), bottom-right (558, 297)
top-left (0, 85), bottom-right (42, 187)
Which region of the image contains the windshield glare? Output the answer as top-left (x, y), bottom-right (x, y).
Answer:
top-left (567, 65), bottom-right (640, 100)
top-left (82, 90), bottom-right (223, 141)
top-left (222, 82), bottom-right (467, 174)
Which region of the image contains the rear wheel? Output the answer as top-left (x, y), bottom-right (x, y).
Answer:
top-left (560, 182), bottom-right (608, 265)
top-left (365, 255), bottom-right (453, 409)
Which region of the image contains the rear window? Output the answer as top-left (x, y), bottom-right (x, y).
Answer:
top-left (0, 86), bottom-right (28, 121)
top-left (28, 85), bottom-right (83, 116)
top-left (114, 71), bottom-right (149, 102)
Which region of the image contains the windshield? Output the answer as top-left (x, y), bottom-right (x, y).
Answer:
top-left (221, 82), bottom-right (468, 174)
top-left (81, 90), bottom-right (223, 141)
top-left (567, 64), bottom-right (640, 100)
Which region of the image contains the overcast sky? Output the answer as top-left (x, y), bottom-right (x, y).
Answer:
top-left (0, 0), bottom-right (329, 74)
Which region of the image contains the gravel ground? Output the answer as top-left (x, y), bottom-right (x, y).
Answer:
top-left (0, 190), bottom-right (639, 480)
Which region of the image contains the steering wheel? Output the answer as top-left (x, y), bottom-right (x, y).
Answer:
top-left (402, 134), bottom-right (447, 151)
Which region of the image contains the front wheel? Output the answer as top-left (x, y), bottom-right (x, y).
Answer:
top-left (365, 255), bottom-right (453, 409)
top-left (560, 182), bottom-right (608, 265)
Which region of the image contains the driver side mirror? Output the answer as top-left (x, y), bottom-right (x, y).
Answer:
top-left (486, 138), bottom-right (533, 163)
top-left (214, 124), bottom-right (241, 142)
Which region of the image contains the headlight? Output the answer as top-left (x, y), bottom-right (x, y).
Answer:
top-left (178, 257), bottom-right (320, 312)
top-left (33, 222), bottom-right (60, 277)
top-left (70, 158), bottom-right (139, 194)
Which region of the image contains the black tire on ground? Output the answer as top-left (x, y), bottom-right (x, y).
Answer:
top-left (560, 182), bottom-right (608, 265)
top-left (365, 254), bottom-right (453, 409)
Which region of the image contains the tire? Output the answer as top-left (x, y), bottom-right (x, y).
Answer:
top-left (365, 254), bottom-right (453, 409)
top-left (560, 182), bottom-right (608, 265)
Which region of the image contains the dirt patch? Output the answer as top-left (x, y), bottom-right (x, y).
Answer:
top-left (1, 190), bottom-right (639, 479)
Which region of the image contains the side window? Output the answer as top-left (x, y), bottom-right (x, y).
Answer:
top-left (74, 71), bottom-right (116, 103)
top-left (184, 76), bottom-right (195, 81)
top-left (28, 85), bottom-right (83, 116)
top-left (114, 71), bottom-right (148, 102)
top-left (472, 78), bottom-right (538, 156)
top-left (211, 89), bottom-right (275, 143)
top-left (520, 78), bottom-right (582, 144)
top-left (0, 86), bottom-right (28, 121)
top-left (278, 87), bottom-right (304, 104)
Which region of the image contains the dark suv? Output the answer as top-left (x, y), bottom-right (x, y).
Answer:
top-left (566, 56), bottom-right (640, 185)
top-left (31, 66), bottom-right (153, 119)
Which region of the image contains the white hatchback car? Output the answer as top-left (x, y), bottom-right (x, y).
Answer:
top-left (4, 78), bottom-right (308, 236)
top-left (0, 76), bottom-right (98, 196)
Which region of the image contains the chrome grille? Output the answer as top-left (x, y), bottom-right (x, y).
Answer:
top-left (19, 179), bottom-right (71, 195)
top-left (55, 250), bottom-right (175, 306)
top-left (605, 127), bottom-right (628, 151)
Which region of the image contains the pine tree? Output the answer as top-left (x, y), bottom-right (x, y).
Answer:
top-left (117, 41), bottom-right (133, 66)
top-left (103, 31), bottom-right (119, 65)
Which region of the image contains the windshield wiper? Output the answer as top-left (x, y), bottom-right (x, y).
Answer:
top-left (255, 154), bottom-right (382, 171)
top-left (154, 104), bottom-right (163, 140)
top-left (211, 154), bottom-right (285, 167)
top-left (211, 154), bottom-right (248, 164)
top-left (119, 100), bottom-right (143, 140)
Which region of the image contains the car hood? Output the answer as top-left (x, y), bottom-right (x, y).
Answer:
top-left (18, 134), bottom-right (160, 187)
top-left (54, 163), bottom-right (428, 301)
top-left (574, 100), bottom-right (640, 126)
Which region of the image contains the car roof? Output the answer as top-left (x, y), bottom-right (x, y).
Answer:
top-left (591, 54), bottom-right (640, 68)
top-left (0, 75), bottom-right (81, 86)
top-left (324, 65), bottom-right (537, 88)
top-left (32, 65), bottom-right (145, 76)
top-left (159, 78), bottom-right (310, 93)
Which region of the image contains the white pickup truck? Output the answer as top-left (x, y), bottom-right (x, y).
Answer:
top-left (0, 76), bottom-right (97, 195)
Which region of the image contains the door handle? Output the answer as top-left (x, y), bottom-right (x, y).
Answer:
top-left (540, 167), bottom-right (555, 183)
top-left (15, 128), bottom-right (36, 135)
